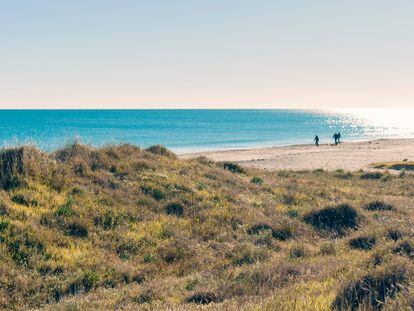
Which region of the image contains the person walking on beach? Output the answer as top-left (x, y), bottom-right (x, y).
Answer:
top-left (337, 132), bottom-right (341, 144)
top-left (314, 135), bottom-right (320, 147)
top-left (333, 133), bottom-right (338, 145)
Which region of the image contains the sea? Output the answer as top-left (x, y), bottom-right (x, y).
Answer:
top-left (0, 109), bottom-right (413, 153)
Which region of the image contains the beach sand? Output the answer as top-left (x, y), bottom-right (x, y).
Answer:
top-left (180, 138), bottom-right (414, 171)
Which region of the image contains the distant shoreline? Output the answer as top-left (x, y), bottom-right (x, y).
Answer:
top-left (180, 138), bottom-right (414, 171)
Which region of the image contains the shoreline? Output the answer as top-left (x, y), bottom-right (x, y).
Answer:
top-left (179, 138), bottom-right (414, 171)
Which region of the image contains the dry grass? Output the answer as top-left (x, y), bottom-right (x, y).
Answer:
top-left (0, 144), bottom-right (413, 310)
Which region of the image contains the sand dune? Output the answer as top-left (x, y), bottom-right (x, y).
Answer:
top-left (180, 138), bottom-right (414, 171)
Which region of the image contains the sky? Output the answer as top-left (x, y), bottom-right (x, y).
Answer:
top-left (0, 0), bottom-right (413, 109)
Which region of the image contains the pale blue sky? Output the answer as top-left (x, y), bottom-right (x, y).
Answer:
top-left (1, 0), bottom-right (413, 108)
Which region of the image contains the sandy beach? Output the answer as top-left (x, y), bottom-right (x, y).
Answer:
top-left (180, 138), bottom-right (414, 171)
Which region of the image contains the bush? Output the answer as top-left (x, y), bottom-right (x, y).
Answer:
top-left (186, 292), bottom-right (221, 305)
top-left (219, 162), bottom-right (245, 174)
top-left (251, 176), bottom-right (263, 184)
top-left (145, 145), bottom-right (176, 158)
top-left (0, 147), bottom-right (32, 190)
top-left (332, 266), bottom-right (407, 310)
top-left (392, 240), bottom-right (414, 258)
top-left (142, 185), bottom-right (166, 201)
top-left (348, 236), bottom-right (376, 250)
top-left (363, 201), bottom-right (394, 211)
top-left (82, 271), bottom-right (99, 292)
top-left (286, 210), bottom-right (298, 218)
top-left (116, 242), bottom-right (138, 260)
top-left (151, 188), bottom-right (166, 201)
top-left (11, 193), bottom-right (38, 207)
top-left (94, 211), bottom-right (124, 230)
top-left (65, 221), bottom-right (88, 238)
top-left (248, 222), bottom-right (293, 241)
top-left (303, 204), bottom-right (359, 235)
top-left (55, 203), bottom-right (74, 217)
top-left (360, 172), bottom-right (383, 180)
top-left (271, 224), bottom-right (294, 241)
top-left (386, 229), bottom-right (403, 241)
top-left (0, 219), bottom-right (10, 233)
top-left (164, 202), bottom-right (184, 217)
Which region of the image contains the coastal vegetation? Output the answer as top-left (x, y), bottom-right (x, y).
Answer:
top-left (0, 144), bottom-right (413, 310)
top-left (373, 161), bottom-right (414, 171)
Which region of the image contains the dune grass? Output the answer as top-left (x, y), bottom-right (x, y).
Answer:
top-left (0, 143), bottom-right (413, 310)
top-left (372, 161), bottom-right (414, 171)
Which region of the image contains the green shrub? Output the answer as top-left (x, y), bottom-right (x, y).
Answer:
top-left (94, 211), bottom-right (124, 230)
top-left (392, 240), bottom-right (414, 258)
top-left (251, 176), bottom-right (263, 184)
top-left (65, 221), bottom-right (88, 238)
top-left (219, 162), bottom-right (245, 174)
top-left (151, 188), bottom-right (166, 201)
top-left (386, 229), bottom-right (403, 241)
top-left (286, 210), bottom-right (298, 218)
top-left (303, 204), bottom-right (359, 235)
top-left (55, 203), bottom-right (74, 217)
top-left (116, 242), bottom-right (138, 260)
top-left (8, 240), bottom-right (30, 266)
top-left (271, 224), bottom-right (294, 241)
top-left (82, 271), bottom-right (99, 292)
top-left (0, 219), bottom-right (10, 233)
top-left (348, 236), bottom-right (376, 250)
top-left (145, 145), bottom-right (176, 158)
top-left (360, 172), bottom-right (383, 180)
top-left (363, 201), bottom-right (394, 211)
top-left (248, 222), bottom-right (293, 241)
top-left (186, 292), bottom-right (221, 305)
top-left (11, 193), bottom-right (38, 207)
top-left (332, 266), bottom-right (407, 310)
top-left (164, 202), bottom-right (184, 217)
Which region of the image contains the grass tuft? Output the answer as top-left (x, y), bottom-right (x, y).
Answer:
top-left (219, 161), bottom-right (245, 174)
top-left (332, 265), bottom-right (407, 310)
top-left (348, 235), bottom-right (376, 250)
top-left (303, 204), bottom-right (359, 235)
top-left (145, 145), bottom-right (176, 158)
top-left (364, 201), bottom-right (394, 211)
top-left (186, 292), bottom-right (221, 305)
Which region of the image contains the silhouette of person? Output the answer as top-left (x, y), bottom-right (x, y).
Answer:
top-left (314, 135), bottom-right (319, 147)
top-left (333, 133), bottom-right (338, 145)
top-left (337, 132), bottom-right (341, 144)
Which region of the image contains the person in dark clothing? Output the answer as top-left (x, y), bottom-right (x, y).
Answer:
top-left (333, 133), bottom-right (338, 145)
top-left (337, 132), bottom-right (341, 144)
top-left (314, 135), bottom-right (320, 147)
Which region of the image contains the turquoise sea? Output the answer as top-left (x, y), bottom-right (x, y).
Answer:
top-left (0, 109), bottom-right (413, 153)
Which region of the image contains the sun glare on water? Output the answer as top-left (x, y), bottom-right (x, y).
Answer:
top-left (335, 108), bottom-right (414, 139)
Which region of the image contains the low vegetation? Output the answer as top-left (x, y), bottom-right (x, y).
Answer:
top-left (0, 143), bottom-right (413, 310)
top-left (373, 161), bottom-right (414, 171)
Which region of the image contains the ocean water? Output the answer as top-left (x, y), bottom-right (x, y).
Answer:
top-left (0, 109), bottom-right (413, 153)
